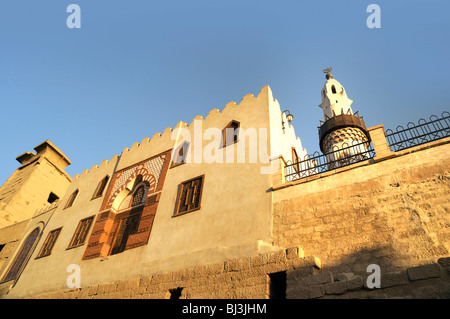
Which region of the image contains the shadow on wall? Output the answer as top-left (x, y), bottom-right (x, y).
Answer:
top-left (286, 247), bottom-right (450, 299)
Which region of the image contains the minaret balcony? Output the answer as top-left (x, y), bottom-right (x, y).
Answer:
top-left (318, 112), bottom-right (371, 153)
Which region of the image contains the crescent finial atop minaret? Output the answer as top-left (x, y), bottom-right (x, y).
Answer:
top-left (323, 67), bottom-right (333, 79)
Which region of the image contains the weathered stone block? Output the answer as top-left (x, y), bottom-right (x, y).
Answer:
top-left (325, 281), bottom-right (347, 295)
top-left (250, 254), bottom-right (267, 267)
top-left (299, 271), bottom-right (333, 286)
top-left (286, 284), bottom-right (325, 299)
top-left (139, 276), bottom-right (152, 288)
top-left (381, 270), bottom-right (409, 288)
top-left (286, 267), bottom-right (315, 285)
top-left (205, 263), bottom-right (225, 275)
top-left (286, 246), bottom-right (304, 260)
top-left (225, 257), bottom-right (251, 272)
top-left (98, 282), bottom-right (117, 295)
top-left (286, 286), bottom-right (308, 299)
top-left (117, 279), bottom-right (140, 291)
top-left (407, 263), bottom-right (441, 281)
top-left (85, 285), bottom-right (98, 297)
top-left (308, 285), bottom-right (325, 299)
top-left (346, 276), bottom-right (363, 291)
top-left (335, 273), bottom-right (355, 282)
top-left (438, 257), bottom-right (450, 268)
top-left (266, 250), bottom-right (286, 264)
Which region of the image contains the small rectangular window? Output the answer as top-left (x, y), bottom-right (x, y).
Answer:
top-left (36, 228), bottom-right (62, 258)
top-left (174, 175), bottom-right (204, 216)
top-left (67, 216), bottom-right (94, 249)
top-left (222, 120), bottom-right (240, 147)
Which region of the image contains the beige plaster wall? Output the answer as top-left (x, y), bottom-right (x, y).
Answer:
top-left (1, 155), bottom-right (119, 298)
top-left (65, 86), bottom-right (282, 289)
top-left (3, 85), bottom-right (306, 298)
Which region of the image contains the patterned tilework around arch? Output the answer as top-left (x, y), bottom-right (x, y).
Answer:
top-left (82, 150), bottom-right (171, 260)
top-left (105, 154), bottom-right (166, 210)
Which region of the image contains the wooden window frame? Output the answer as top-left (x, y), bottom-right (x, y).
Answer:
top-left (110, 209), bottom-right (142, 256)
top-left (92, 176), bottom-right (109, 200)
top-left (67, 216), bottom-right (95, 249)
top-left (222, 120), bottom-right (240, 148)
top-left (65, 189), bottom-right (79, 209)
top-left (171, 141), bottom-right (190, 168)
top-left (36, 228), bottom-right (62, 259)
top-left (173, 175), bottom-right (205, 217)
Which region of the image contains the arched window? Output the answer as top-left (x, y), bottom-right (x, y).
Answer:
top-left (331, 85), bottom-right (337, 94)
top-left (131, 185), bottom-right (145, 207)
top-left (65, 190), bottom-right (79, 209)
top-left (292, 148), bottom-right (300, 173)
top-left (1, 228), bottom-right (40, 283)
top-left (92, 176), bottom-right (109, 199)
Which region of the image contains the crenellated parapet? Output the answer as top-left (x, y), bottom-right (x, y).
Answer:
top-left (72, 154), bottom-right (120, 181)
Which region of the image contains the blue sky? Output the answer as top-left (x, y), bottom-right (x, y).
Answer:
top-left (0, 0), bottom-right (449, 186)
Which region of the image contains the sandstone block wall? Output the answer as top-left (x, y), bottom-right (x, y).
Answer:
top-left (28, 247), bottom-right (316, 299)
top-left (0, 220), bottom-right (29, 281)
top-left (22, 248), bottom-right (450, 299)
top-left (273, 140), bottom-right (450, 275)
top-left (286, 257), bottom-right (450, 299)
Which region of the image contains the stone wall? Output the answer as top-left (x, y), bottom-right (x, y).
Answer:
top-left (273, 140), bottom-right (450, 275)
top-left (287, 257), bottom-right (450, 299)
top-left (23, 248), bottom-right (450, 299)
top-left (0, 220), bottom-right (29, 279)
top-left (29, 247), bottom-right (314, 299)
top-left (0, 141), bottom-right (72, 228)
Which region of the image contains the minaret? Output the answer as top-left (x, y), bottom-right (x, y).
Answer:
top-left (318, 68), bottom-right (371, 165)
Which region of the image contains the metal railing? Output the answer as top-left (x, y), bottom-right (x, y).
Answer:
top-left (285, 140), bottom-right (375, 182)
top-left (384, 111), bottom-right (450, 152)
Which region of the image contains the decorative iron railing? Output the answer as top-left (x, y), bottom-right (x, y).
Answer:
top-left (285, 140), bottom-right (375, 182)
top-left (384, 111), bottom-right (450, 152)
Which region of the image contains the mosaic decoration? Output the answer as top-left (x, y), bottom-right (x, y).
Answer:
top-left (106, 154), bottom-right (166, 209)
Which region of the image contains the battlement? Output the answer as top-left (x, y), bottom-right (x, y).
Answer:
top-left (73, 154), bottom-right (120, 180)
top-left (116, 85), bottom-right (274, 171)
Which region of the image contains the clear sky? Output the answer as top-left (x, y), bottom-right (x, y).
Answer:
top-left (0, 0), bottom-right (449, 186)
